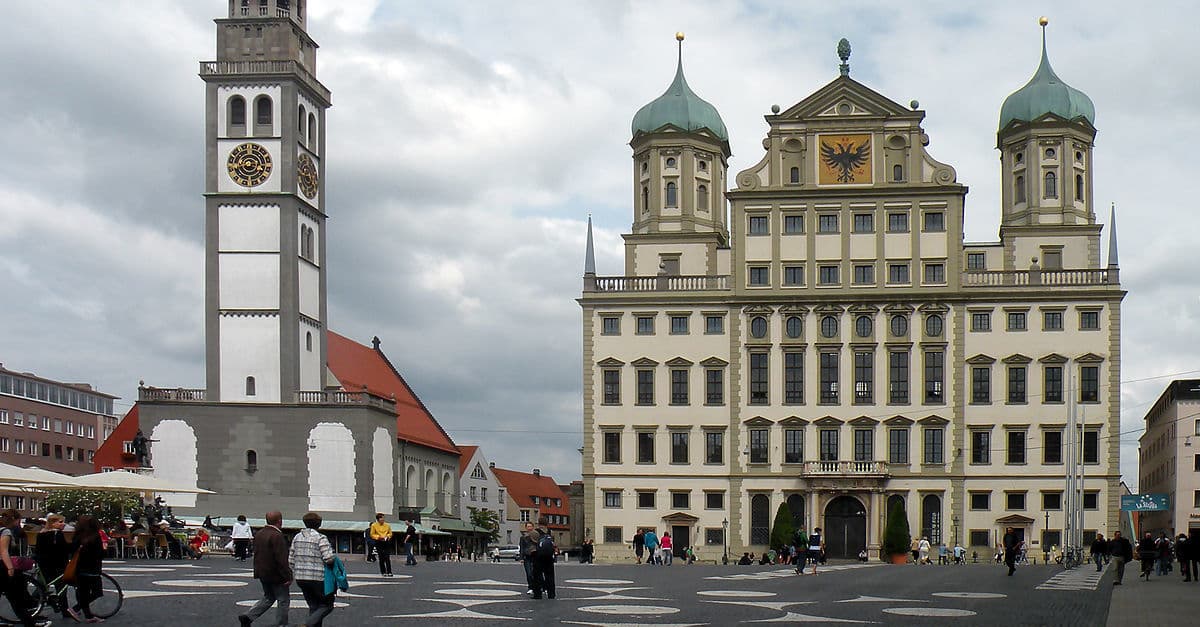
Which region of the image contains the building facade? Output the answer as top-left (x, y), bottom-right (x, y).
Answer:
top-left (457, 447), bottom-right (520, 545)
top-left (1138, 380), bottom-right (1200, 536)
top-left (492, 467), bottom-right (571, 548)
top-left (581, 30), bottom-right (1124, 562)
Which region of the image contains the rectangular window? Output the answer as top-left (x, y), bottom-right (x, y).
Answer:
top-left (888, 428), bottom-right (909, 464)
top-left (966, 252), bottom-right (986, 270)
top-left (603, 527), bottom-right (623, 543)
top-left (705, 432), bottom-right (724, 464)
top-left (1083, 431), bottom-right (1099, 464)
top-left (637, 491), bottom-right (655, 508)
top-left (888, 212), bottom-right (909, 232)
top-left (784, 352), bottom-right (804, 404)
top-left (1042, 492), bottom-right (1063, 510)
top-left (601, 316), bottom-right (620, 335)
top-left (853, 428), bottom-right (874, 462)
top-left (785, 429), bottom-right (803, 464)
top-left (853, 213), bottom-right (874, 233)
top-left (1083, 491), bottom-right (1099, 510)
top-left (889, 351), bottom-right (909, 404)
top-left (971, 431), bottom-right (990, 464)
top-left (1006, 492), bottom-right (1026, 510)
top-left (854, 351), bottom-right (873, 404)
top-left (603, 432), bottom-right (621, 464)
top-left (783, 265), bottom-right (805, 286)
top-left (1079, 310), bottom-right (1100, 330)
top-left (1043, 311), bottom-right (1064, 331)
top-left (970, 492), bottom-right (990, 510)
top-left (706, 528), bottom-right (725, 545)
top-left (923, 212), bottom-right (945, 232)
top-left (818, 265), bottom-right (840, 285)
top-left (971, 312), bottom-right (991, 331)
top-left (820, 352), bottom-right (839, 404)
top-left (749, 429), bottom-right (769, 464)
top-left (11, 413), bottom-right (21, 427)
top-left (65, 421), bottom-right (74, 435)
top-left (1045, 366), bottom-right (1064, 403)
top-left (1008, 367), bottom-right (1027, 403)
top-left (784, 214), bottom-right (805, 234)
top-left (53, 419), bottom-right (62, 433)
top-left (924, 351), bottom-right (944, 404)
top-left (14, 440), bottom-right (22, 455)
top-left (0, 411), bottom-right (6, 424)
top-left (671, 492), bottom-right (690, 509)
top-left (749, 353), bottom-right (769, 405)
top-left (603, 369), bottom-right (620, 405)
top-left (1007, 430), bottom-right (1027, 464)
top-left (705, 492), bottom-right (724, 510)
top-left (1044, 430), bottom-right (1063, 464)
top-left (637, 432), bottom-right (655, 464)
top-left (706, 315), bottom-right (724, 334)
top-left (671, 369), bottom-right (689, 405)
top-left (748, 215), bottom-right (769, 235)
top-left (637, 369), bottom-right (654, 405)
top-left (853, 264), bottom-right (875, 285)
top-left (1080, 366), bottom-right (1099, 402)
top-left (819, 428), bottom-right (839, 461)
top-left (888, 263), bottom-right (910, 284)
top-left (670, 315), bottom-right (689, 334)
top-left (706, 369), bottom-right (724, 405)
top-left (971, 367), bottom-right (991, 403)
top-left (749, 266), bottom-right (770, 286)
top-left (923, 263), bottom-right (945, 284)
top-left (637, 316), bottom-right (655, 334)
top-left (1007, 312), bottom-right (1027, 331)
top-left (923, 428), bottom-right (944, 464)
top-left (818, 214), bottom-right (839, 233)
top-left (671, 432), bottom-right (689, 464)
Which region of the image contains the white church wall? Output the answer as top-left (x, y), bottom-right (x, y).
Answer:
top-left (219, 254), bottom-right (280, 309)
top-left (150, 419), bottom-right (199, 508)
top-left (219, 315), bottom-right (281, 402)
top-left (308, 422), bottom-right (356, 512)
top-left (372, 427), bottom-right (394, 516)
top-left (219, 204), bottom-right (280, 252)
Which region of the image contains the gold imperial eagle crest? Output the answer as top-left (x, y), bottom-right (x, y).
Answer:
top-left (818, 134), bottom-right (872, 185)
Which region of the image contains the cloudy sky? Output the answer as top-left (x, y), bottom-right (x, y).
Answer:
top-left (1, 1), bottom-right (1197, 490)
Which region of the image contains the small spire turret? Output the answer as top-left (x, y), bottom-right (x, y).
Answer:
top-left (1106, 204), bottom-right (1119, 268)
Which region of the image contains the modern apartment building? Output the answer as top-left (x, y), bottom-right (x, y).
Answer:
top-left (1138, 379), bottom-right (1200, 536)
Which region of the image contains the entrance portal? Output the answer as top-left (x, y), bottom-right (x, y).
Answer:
top-left (824, 495), bottom-right (867, 559)
top-left (672, 525), bottom-right (689, 558)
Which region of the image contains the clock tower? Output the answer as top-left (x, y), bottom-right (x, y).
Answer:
top-left (200, 0), bottom-right (330, 402)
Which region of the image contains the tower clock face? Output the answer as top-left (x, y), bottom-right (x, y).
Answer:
top-left (297, 153), bottom-right (319, 199)
top-left (227, 142), bottom-right (273, 187)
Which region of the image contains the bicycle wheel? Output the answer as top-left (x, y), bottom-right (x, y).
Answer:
top-left (0, 573), bottom-right (48, 622)
top-left (87, 573), bottom-right (124, 619)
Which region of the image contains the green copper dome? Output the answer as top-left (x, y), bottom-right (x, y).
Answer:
top-left (999, 34), bottom-right (1095, 130)
top-left (631, 56), bottom-right (728, 141)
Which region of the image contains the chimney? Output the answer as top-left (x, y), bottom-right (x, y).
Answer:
top-left (488, 462), bottom-right (495, 469)
top-left (533, 468), bottom-right (541, 477)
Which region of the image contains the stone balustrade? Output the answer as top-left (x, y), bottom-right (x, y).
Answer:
top-left (802, 460), bottom-right (890, 476)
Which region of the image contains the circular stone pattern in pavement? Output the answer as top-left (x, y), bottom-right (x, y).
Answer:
top-left (932, 592), bottom-right (1007, 599)
top-left (157, 580), bottom-right (247, 588)
top-left (697, 590), bottom-right (777, 598)
top-left (884, 608), bottom-right (977, 617)
top-left (566, 578), bottom-right (635, 585)
top-left (579, 605), bottom-right (680, 615)
top-left (236, 599), bottom-right (349, 609)
top-left (434, 588), bottom-right (521, 597)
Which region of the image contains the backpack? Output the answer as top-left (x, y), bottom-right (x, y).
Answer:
top-left (537, 534), bottom-right (555, 559)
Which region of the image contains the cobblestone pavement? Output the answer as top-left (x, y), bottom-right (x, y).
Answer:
top-left (6, 557), bottom-right (1121, 626)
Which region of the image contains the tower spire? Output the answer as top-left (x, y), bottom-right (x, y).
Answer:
top-left (584, 214), bottom-right (596, 275)
top-left (1106, 203), bottom-right (1119, 267)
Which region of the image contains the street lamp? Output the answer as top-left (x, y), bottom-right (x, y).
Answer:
top-left (722, 518), bottom-right (729, 565)
top-left (952, 515), bottom-right (959, 545)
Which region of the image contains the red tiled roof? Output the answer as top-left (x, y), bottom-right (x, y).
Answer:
top-left (326, 331), bottom-right (459, 455)
top-left (93, 405), bottom-right (140, 472)
top-left (491, 467), bottom-right (569, 516)
top-left (457, 445), bottom-right (479, 478)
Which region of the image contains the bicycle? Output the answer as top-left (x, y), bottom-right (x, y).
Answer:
top-left (1059, 547), bottom-right (1084, 569)
top-left (0, 564), bottom-right (123, 622)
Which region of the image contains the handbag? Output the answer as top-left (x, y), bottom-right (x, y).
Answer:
top-left (63, 548), bottom-right (81, 584)
top-left (11, 556), bottom-right (34, 572)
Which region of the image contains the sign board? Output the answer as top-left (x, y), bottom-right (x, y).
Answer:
top-left (1120, 494), bottom-right (1169, 512)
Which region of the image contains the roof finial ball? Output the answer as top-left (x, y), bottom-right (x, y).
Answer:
top-left (837, 38), bottom-right (852, 77)
top-left (1039, 16), bottom-right (1049, 27)
top-left (676, 31), bottom-right (685, 42)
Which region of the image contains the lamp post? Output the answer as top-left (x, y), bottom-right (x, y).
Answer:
top-left (952, 515), bottom-right (959, 546)
top-left (722, 518), bottom-right (729, 565)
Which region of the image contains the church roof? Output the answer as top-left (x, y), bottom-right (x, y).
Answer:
top-left (326, 331), bottom-right (459, 455)
top-left (999, 24), bottom-right (1094, 131)
top-left (457, 445), bottom-right (479, 478)
top-left (631, 38), bottom-right (727, 142)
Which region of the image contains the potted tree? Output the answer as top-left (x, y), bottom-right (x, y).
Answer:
top-left (769, 503), bottom-right (795, 561)
top-left (881, 501), bottom-right (911, 564)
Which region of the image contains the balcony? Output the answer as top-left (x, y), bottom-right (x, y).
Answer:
top-left (802, 460), bottom-right (890, 477)
top-left (138, 386), bottom-right (206, 402)
top-left (962, 268), bottom-right (1118, 288)
top-left (295, 390), bottom-right (396, 412)
top-left (586, 274), bottom-right (730, 293)
top-left (199, 59), bottom-right (330, 104)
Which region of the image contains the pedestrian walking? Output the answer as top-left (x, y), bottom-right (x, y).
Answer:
top-left (1090, 533), bottom-right (1108, 572)
top-left (918, 537), bottom-right (931, 565)
top-left (793, 527), bottom-right (808, 574)
top-left (1155, 533), bottom-right (1172, 576)
top-left (659, 532), bottom-right (673, 565)
top-left (36, 513), bottom-right (70, 622)
top-left (911, 537), bottom-right (920, 564)
top-left (519, 522), bottom-right (539, 595)
top-left (1187, 529), bottom-right (1200, 582)
top-left (632, 529), bottom-right (645, 564)
top-left (1002, 527), bottom-right (1020, 576)
top-left (643, 529), bottom-right (659, 565)
top-left (289, 512), bottom-right (336, 627)
top-left (370, 513), bottom-right (394, 577)
top-left (238, 510), bottom-right (292, 627)
top-left (1, 509), bottom-right (48, 627)
top-left (66, 515), bottom-right (106, 624)
top-left (580, 539), bottom-right (594, 564)
top-left (1176, 534), bottom-right (1191, 582)
top-left (1109, 530), bottom-right (1133, 585)
top-left (807, 527), bottom-right (823, 575)
top-left (402, 520), bottom-right (418, 566)
top-left (1137, 532), bottom-right (1156, 580)
top-left (232, 514), bottom-right (253, 562)
top-left (953, 542), bottom-right (966, 565)
top-left (530, 527), bottom-right (556, 599)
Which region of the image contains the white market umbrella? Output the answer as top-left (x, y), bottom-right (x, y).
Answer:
top-left (28, 471), bottom-right (215, 495)
top-left (0, 463), bottom-right (76, 487)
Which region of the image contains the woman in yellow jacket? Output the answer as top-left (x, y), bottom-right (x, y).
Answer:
top-left (369, 513), bottom-right (394, 576)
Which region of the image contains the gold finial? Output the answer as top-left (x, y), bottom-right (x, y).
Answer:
top-left (1038, 16), bottom-right (1048, 27)
top-left (676, 32), bottom-right (685, 41)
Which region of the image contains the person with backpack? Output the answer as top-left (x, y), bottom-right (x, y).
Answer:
top-left (793, 527), bottom-right (808, 574)
top-left (519, 522), bottom-right (539, 595)
top-left (807, 527), bottom-right (823, 575)
top-left (531, 528), bottom-right (556, 599)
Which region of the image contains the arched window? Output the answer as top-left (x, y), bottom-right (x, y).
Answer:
top-left (1044, 171), bottom-right (1057, 199)
top-left (641, 186), bottom-right (649, 213)
top-left (750, 316), bottom-right (768, 339)
top-left (820, 315), bottom-right (838, 338)
top-left (665, 182), bottom-right (677, 207)
top-left (299, 225), bottom-right (308, 258)
top-left (1075, 174), bottom-right (1084, 201)
top-left (666, 157), bottom-right (676, 169)
top-left (245, 376), bottom-right (256, 396)
top-left (698, 160), bottom-right (707, 172)
top-left (1014, 175), bottom-right (1026, 203)
top-left (921, 494), bottom-right (942, 545)
top-left (254, 95), bottom-right (273, 135)
top-left (228, 96), bottom-right (246, 135)
top-left (246, 450), bottom-right (257, 472)
top-left (697, 184), bottom-right (708, 212)
top-left (305, 227), bottom-right (314, 260)
top-left (789, 167), bottom-right (800, 183)
top-left (750, 494), bottom-right (770, 545)
top-left (787, 493), bottom-right (806, 529)
top-left (893, 164), bottom-right (903, 182)
top-left (306, 331), bottom-right (313, 352)
top-left (298, 105), bottom-right (306, 136)
top-left (307, 113), bottom-right (317, 147)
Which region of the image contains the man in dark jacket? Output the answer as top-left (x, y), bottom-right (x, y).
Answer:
top-left (1176, 534), bottom-right (1191, 582)
top-left (239, 511), bottom-right (292, 627)
top-left (530, 527), bottom-right (556, 599)
top-left (632, 529), bottom-right (645, 564)
top-left (1002, 527), bottom-right (1020, 576)
top-left (1109, 530), bottom-right (1133, 585)
top-left (1089, 533), bottom-right (1108, 572)
top-left (403, 521), bottom-right (418, 566)
top-left (519, 522), bottom-right (539, 595)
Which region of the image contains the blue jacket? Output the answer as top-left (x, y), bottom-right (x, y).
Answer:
top-left (324, 556), bottom-right (349, 595)
top-left (643, 531), bottom-right (659, 549)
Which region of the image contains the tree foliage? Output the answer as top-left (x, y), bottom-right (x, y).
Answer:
top-left (769, 502), bottom-right (795, 551)
top-left (44, 490), bottom-right (142, 527)
top-left (468, 507), bottom-right (501, 543)
top-left (882, 500), bottom-right (911, 558)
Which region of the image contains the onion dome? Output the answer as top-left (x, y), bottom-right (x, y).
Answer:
top-left (631, 33), bottom-right (728, 141)
top-left (999, 18), bottom-right (1095, 130)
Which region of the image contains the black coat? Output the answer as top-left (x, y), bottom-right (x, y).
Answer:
top-left (1090, 538), bottom-right (1108, 556)
top-left (1109, 537), bottom-right (1133, 561)
top-left (36, 530), bottom-right (70, 575)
